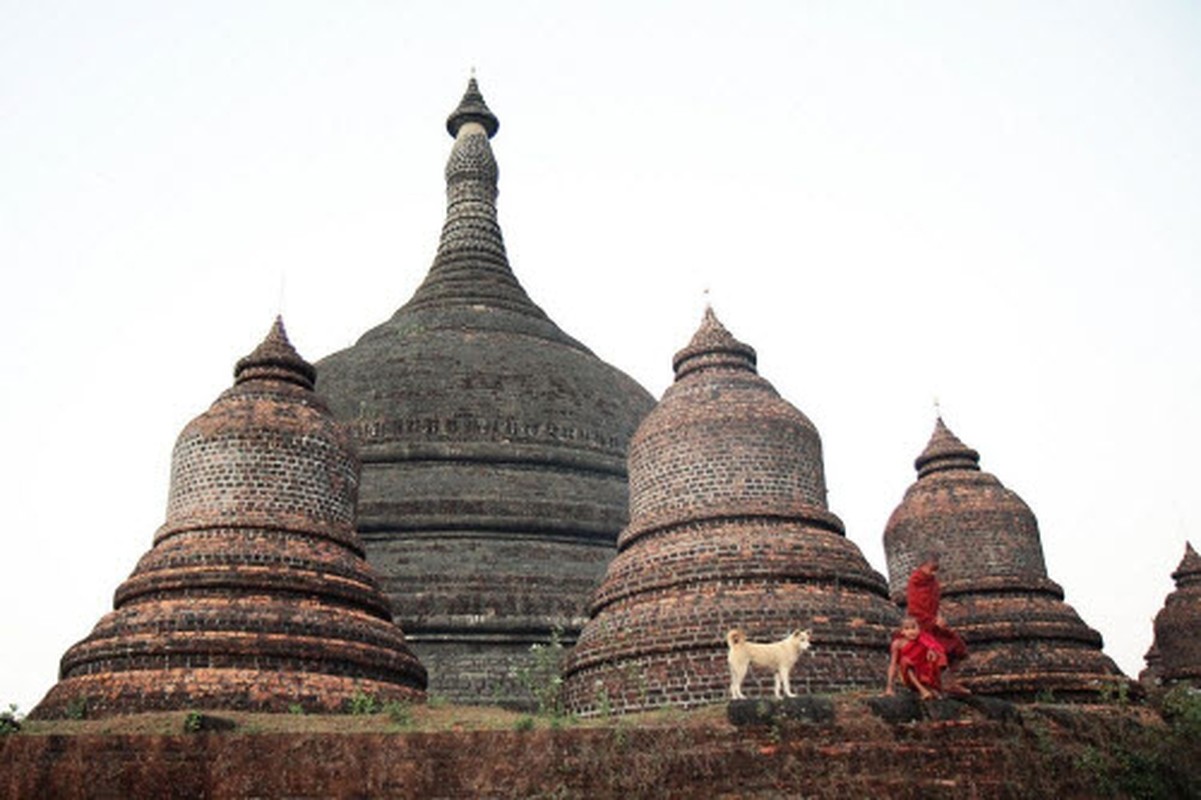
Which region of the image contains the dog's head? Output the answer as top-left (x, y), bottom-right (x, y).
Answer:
top-left (791, 629), bottom-right (812, 653)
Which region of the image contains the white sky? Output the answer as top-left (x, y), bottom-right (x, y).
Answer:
top-left (2, 1), bottom-right (1198, 714)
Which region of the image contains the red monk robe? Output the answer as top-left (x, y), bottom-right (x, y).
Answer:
top-left (897, 630), bottom-right (948, 692)
top-left (906, 566), bottom-right (968, 665)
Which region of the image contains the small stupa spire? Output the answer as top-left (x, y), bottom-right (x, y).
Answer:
top-left (671, 306), bottom-right (758, 379)
top-left (234, 315), bottom-right (316, 390)
top-left (914, 416), bottom-right (981, 478)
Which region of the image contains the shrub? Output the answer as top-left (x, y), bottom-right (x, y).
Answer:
top-left (0, 704), bottom-right (21, 735)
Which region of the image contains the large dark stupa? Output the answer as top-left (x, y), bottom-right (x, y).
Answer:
top-left (315, 79), bottom-right (655, 705)
top-left (31, 319), bottom-right (426, 718)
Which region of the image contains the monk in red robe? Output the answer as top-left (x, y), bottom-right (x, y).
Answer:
top-left (886, 616), bottom-right (947, 699)
top-left (907, 552), bottom-right (970, 695)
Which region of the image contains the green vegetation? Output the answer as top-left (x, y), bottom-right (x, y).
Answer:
top-left (0, 704), bottom-right (21, 735)
top-left (515, 627), bottom-right (567, 720)
top-left (1076, 685), bottom-right (1201, 799)
top-left (345, 689), bottom-right (379, 716)
top-left (182, 711), bottom-right (203, 734)
top-left (383, 700), bottom-right (413, 728)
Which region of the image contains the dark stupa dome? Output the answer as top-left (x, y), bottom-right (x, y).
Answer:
top-left (563, 309), bottom-right (897, 716)
top-left (32, 319), bottom-right (426, 718)
top-left (315, 79), bottom-right (655, 705)
top-left (1142, 542), bottom-right (1201, 689)
top-left (884, 418), bottom-right (1128, 700)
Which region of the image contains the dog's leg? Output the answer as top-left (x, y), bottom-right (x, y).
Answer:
top-left (731, 661), bottom-right (747, 699)
top-left (782, 668), bottom-right (796, 698)
top-left (773, 671), bottom-right (783, 699)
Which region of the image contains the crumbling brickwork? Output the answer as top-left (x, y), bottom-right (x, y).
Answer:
top-left (563, 309), bottom-right (898, 715)
top-left (315, 79), bottom-right (655, 706)
top-left (1142, 542), bottom-right (1201, 688)
top-left (883, 418), bottom-right (1127, 700)
top-left (30, 319), bottom-right (426, 718)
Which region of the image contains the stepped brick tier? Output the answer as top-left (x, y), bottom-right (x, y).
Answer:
top-left (31, 319), bottom-right (427, 719)
top-left (315, 79), bottom-right (655, 706)
top-left (883, 418), bottom-right (1127, 700)
top-left (562, 308), bottom-right (899, 716)
top-left (1141, 542), bottom-right (1201, 689)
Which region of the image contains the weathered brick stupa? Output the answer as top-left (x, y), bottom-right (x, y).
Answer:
top-left (883, 418), bottom-right (1127, 700)
top-left (31, 319), bottom-right (427, 719)
top-left (1141, 542), bottom-right (1201, 689)
top-left (562, 309), bottom-right (899, 716)
top-left (315, 79), bottom-right (655, 705)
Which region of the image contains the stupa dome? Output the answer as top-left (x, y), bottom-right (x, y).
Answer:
top-left (1141, 542), bottom-right (1201, 688)
top-left (563, 309), bottom-right (897, 715)
top-left (315, 79), bottom-right (655, 705)
top-left (884, 418), bottom-right (1128, 700)
top-left (31, 319), bottom-right (426, 718)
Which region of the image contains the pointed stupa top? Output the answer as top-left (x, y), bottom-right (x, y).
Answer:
top-left (1173, 541), bottom-right (1201, 588)
top-left (671, 306), bottom-right (758, 378)
top-left (446, 76), bottom-right (499, 138)
top-left (914, 417), bottom-right (981, 478)
top-left (234, 315), bottom-right (316, 389)
top-left (398, 77), bottom-right (556, 324)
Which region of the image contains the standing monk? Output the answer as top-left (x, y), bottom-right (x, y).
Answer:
top-left (907, 551), bottom-right (970, 696)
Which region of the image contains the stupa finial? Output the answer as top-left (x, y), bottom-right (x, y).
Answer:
top-left (447, 74), bottom-right (499, 138)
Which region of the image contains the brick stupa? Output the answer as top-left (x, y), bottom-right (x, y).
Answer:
top-left (563, 309), bottom-right (898, 715)
top-left (883, 418), bottom-right (1127, 700)
top-left (31, 319), bottom-right (427, 718)
top-left (1141, 542), bottom-right (1201, 689)
top-left (315, 79), bottom-right (655, 705)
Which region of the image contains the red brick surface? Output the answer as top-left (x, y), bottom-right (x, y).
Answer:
top-left (1142, 542), bottom-right (1201, 688)
top-left (31, 319), bottom-right (426, 718)
top-left (883, 419), bottom-right (1127, 699)
top-left (564, 310), bottom-right (898, 715)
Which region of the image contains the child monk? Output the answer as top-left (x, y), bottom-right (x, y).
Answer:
top-left (906, 551), bottom-right (970, 695)
top-left (886, 616), bottom-right (948, 700)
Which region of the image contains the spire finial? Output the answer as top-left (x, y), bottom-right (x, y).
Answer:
top-left (233, 316), bottom-right (316, 390)
top-left (447, 74), bottom-right (499, 138)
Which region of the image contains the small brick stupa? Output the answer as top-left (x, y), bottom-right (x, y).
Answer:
top-left (563, 308), bottom-right (898, 715)
top-left (883, 418), bottom-right (1126, 700)
top-left (316, 79), bottom-right (654, 705)
top-left (31, 319), bottom-right (427, 718)
top-left (1141, 542), bottom-right (1201, 689)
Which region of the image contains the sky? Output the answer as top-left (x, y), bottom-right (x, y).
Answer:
top-left (2, 1), bottom-right (1198, 714)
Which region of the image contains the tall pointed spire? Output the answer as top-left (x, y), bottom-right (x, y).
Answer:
top-left (404, 76), bottom-right (545, 318)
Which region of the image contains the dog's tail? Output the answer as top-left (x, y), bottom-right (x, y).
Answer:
top-left (726, 628), bottom-right (745, 647)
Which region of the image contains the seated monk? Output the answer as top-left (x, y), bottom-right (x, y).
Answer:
top-left (886, 616), bottom-right (947, 700)
top-left (907, 551), bottom-right (970, 695)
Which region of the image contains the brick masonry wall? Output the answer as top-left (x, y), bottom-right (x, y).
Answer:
top-left (882, 420), bottom-right (1128, 699)
top-left (564, 310), bottom-right (898, 716)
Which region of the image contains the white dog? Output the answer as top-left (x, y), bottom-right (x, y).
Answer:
top-left (726, 628), bottom-right (812, 700)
